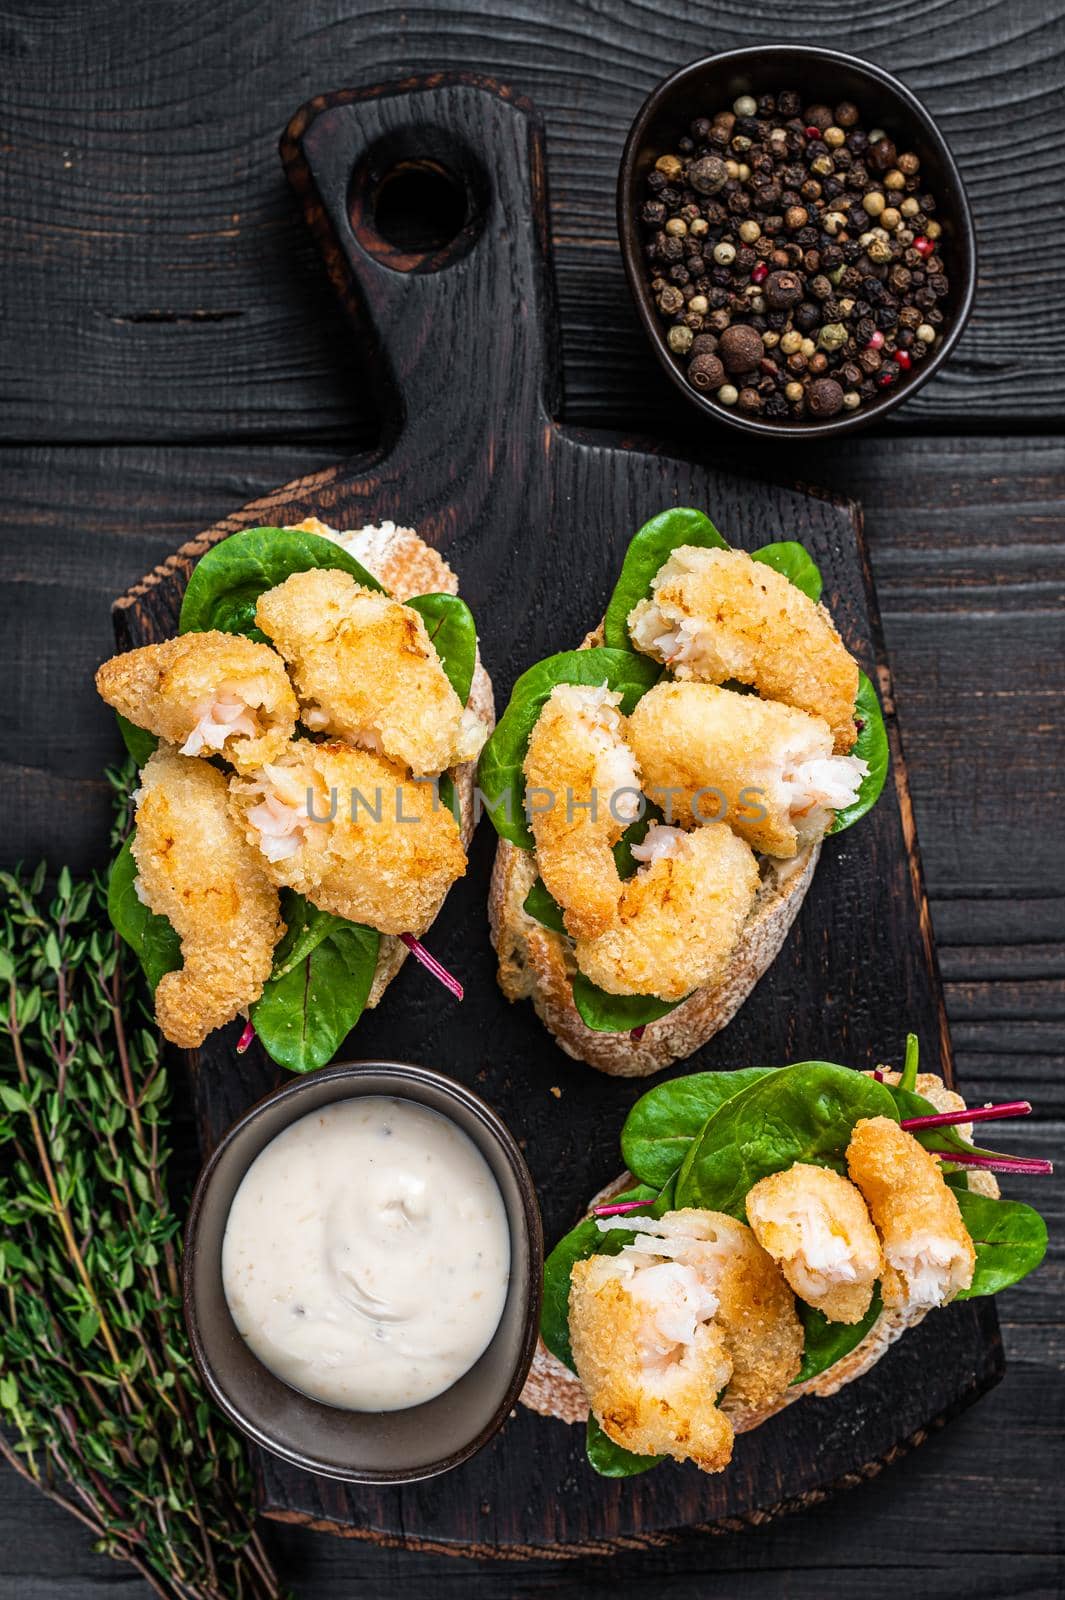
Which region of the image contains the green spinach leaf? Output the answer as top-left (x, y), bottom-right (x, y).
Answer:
top-left (405, 592), bottom-right (478, 705)
top-left (107, 836), bottom-right (181, 991)
top-left (676, 1062), bottom-right (899, 1219)
top-left (603, 507), bottom-right (728, 650)
top-left (750, 540), bottom-right (823, 601)
top-left (794, 1287), bottom-right (883, 1385)
top-left (540, 1184), bottom-right (658, 1371)
top-left (572, 973), bottom-right (682, 1034)
top-left (830, 671), bottom-right (889, 834)
top-left (477, 648), bottom-right (659, 849)
top-left (954, 1189), bottom-right (1048, 1299)
top-left (522, 877), bottom-right (566, 933)
top-left (585, 1413), bottom-right (665, 1477)
top-left (115, 713), bottom-right (158, 767)
top-left (178, 526), bottom-right (385, 642)
top-left (621, 1068), bottom-right (775, 1189)
top-left (250, 912), bottom-right (379, 1075)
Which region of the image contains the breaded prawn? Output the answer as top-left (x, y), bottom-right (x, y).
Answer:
top-left (96, 632), bottom-right (298, 773)
top-left (627, 546), bottom-right (859, 752)
top-left (746, 1162), bottom-right (883, 1324)
top-left (132, 747), bottom-right (283, 1049)
top-left (229, 739), bottom-right (466, 936)
top-left (569, 1211), bottom-right (736, 1471)
top-left (255, 568), bottom-right (485, 775)
top-left (847, 1117), bottom-right (975, 1310)
top-left (595, 1209), bottom-right (803, 1412)
top-left (523, 683), bottom-right (643, 941)
top-left (628, 680), bottom-right (867, 857)
top-left (573, 823), bottom-right (759, 1001)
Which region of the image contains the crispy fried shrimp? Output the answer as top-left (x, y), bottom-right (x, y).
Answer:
top-left (594, 1209), bottom-right (803, 1412)
top-left (746, 1163), bottom-right (883, 1324)
top-left (847, 1117), bottom-right (975, 1310)
top-left (627, 546), bottom-right (859, 752)
top-left (569, 1210), bottom-right (737, 1471)
top-left (573, 823), bottom-right (759, 1001)
top-left (255, 568), bottom-right (484, 775)
top-left (95, 632), bottom-right (298, 773)
top-left (628, 681), bottom-right (867, 857)
top-left (522, 683), bottom-right (643, 941)
top-left (284, 518), bottom-right (457, 601)
top-left (866, 1069), bottom-right (1001, 1199)
top-left (229, 739), bottom-right (466, 936)
top-left (132, 747), bottom-right (283, 1049)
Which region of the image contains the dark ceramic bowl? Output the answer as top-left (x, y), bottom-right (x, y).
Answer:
top-left (183, 1060), bottom-right (543, 1484)
top-left (618, 45), bottom-right (976, 439)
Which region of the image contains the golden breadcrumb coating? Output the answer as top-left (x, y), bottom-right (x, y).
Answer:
top-left (689, 1212), bottom-right (804, 1409)
top-left (627, 546), bottom-right (859, 752)
top-left (229, 739), bottom-right (466, 936)
top-left (574, 823), bottom-right (759, 1000)
top-left (746, 1162), bottom-right (883, 1324)
top-left (627, 680), bottom-right (866, 857)
top-left (255, 568), bottom-right (483, 776)
top-left (285, 518), bottom-right (457, 601)
top-left (569, 1223), bottom-right (735, 1471)
top-left (132, 747), bottom-right (283, 1049)
top-left (866, 1069), bottom-right (1001, 1199)
top-left (847, 1117), bottom-right (976, 1310)
top-left (523, 683), bottom-right (642, 941)
top-left (96, 632), bottom-right (298, 774)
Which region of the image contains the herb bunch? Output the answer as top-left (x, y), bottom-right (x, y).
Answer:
top-left (0, 763), bottom-right (283, 1600)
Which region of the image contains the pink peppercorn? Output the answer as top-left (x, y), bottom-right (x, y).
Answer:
top-left (867, 330), bottom-right (884, 350)
top-left (913, 235), bottom-right (935, 258)
top-left (896, 349), bottom-right (912, 370)
top-left (751, 262), bottom-right (768, 284)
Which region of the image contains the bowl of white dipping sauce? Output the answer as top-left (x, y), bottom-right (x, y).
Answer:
top-left (183, 1061), bottom-right (543, 1483)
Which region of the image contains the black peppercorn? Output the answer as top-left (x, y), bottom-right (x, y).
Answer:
top-left (689, 155), bottom-right (729, 195)
top-left (764, 269), bottom-right (804, 309)
top-left (835, 101), bottom-right (859, 128)
top-left (868, 136), bottom-right (897, 173)
top-left (777, 89), bottom-right (802, 117)
top-left (794, 301), bottom-right (821, 333)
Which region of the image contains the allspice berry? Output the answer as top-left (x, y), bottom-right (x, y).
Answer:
top-left (764, 269), bottom-right (803, 309)
top-left (688, 155), bottom-right (729, 195)
top-left (687, 352), bottom-right (725, 391)
top-left (718, 322), bottom-right (764, 372)
top-left (806, 377), bottom-right (845, 417)
top-left (868, 136), bottom-right (897, 173)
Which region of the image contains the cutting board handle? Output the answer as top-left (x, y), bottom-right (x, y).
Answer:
top-left (281, 76), bottom-right (561, 468)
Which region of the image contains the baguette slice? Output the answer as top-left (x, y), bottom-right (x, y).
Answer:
top-left (522, 1075), bottom-right (997, 1435)
top-left (285, 519), bottom-right (494, 1008)
top-left (487, 622), bottom-right (817, 1075)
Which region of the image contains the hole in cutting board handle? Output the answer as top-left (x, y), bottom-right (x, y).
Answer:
top-left (348, 127), bottom-right (490, 274)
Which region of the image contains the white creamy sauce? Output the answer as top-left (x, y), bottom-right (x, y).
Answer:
top-left (222, 1097), bottom-right (510, 1412)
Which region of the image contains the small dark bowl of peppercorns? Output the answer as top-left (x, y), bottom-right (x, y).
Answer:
top-left (618, 46), bottom-right (976, 436)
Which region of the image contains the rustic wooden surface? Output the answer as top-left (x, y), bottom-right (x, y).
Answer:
top-left (0, 0), bottom-right (1062, 1594)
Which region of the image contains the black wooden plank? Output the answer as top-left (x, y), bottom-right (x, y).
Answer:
top-left (0, 0), bottom-right (1063, 444)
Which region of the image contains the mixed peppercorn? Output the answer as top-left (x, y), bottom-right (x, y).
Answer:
top-left (640, 90), bottom-right (949, 421)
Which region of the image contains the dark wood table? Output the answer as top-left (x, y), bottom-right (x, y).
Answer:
top-left (1, 2), bottom-right (1061, 1594)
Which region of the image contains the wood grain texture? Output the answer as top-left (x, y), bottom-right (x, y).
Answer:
top-left (0, 0), bottom-right (1063, 446)
top-left (102, 74), bottom-right (1007, 1552)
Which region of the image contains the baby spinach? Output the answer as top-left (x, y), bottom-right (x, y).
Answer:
top-left (794, 1288), bottom-right (883, 1386)
top-left (115, 712), bottom-right (158, 767)
top-left (250, 904), bottom-right (379, 1075)
top-left (405, 592), bottom-right (478, 705)
top-left (675, 1062), bottom-right (899, 1220)
top-left (540, 1184), bottom-right (659, 1372)
top-left (750, 540), bottom-right (823, 602)
top-left (572, 973), bottom-right (682, 1035)
top-left (830, 671), bottom-right (889, 834)
top-left (586, 1413), bottom-right (664, 1477)
top-left (621, 1068), bottom-right (775, 1190)
top-left (477, 648), bottom-right (659, 850)
top-left (178, 526), bottom-right (385, 643)
top-left (954, 1190), bottom-right (1048, 1299)
top-left (603, 507), bottom-right (728, 650)
top-left (522, 877), bottom-right (567, 933)
top-left (107, 836), bottom-right (181, 991)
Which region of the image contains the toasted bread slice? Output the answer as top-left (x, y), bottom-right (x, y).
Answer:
top-left (286, 520), bottom-right (494, 1008)
top-left (487, 620), bottom-right (818, 1074)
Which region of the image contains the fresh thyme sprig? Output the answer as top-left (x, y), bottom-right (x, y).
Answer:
top-left (0, 761), bottom-right (284, 1600)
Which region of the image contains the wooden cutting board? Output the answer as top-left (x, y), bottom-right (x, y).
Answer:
top-left (112, 74), bottom-right (1003, 1555)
